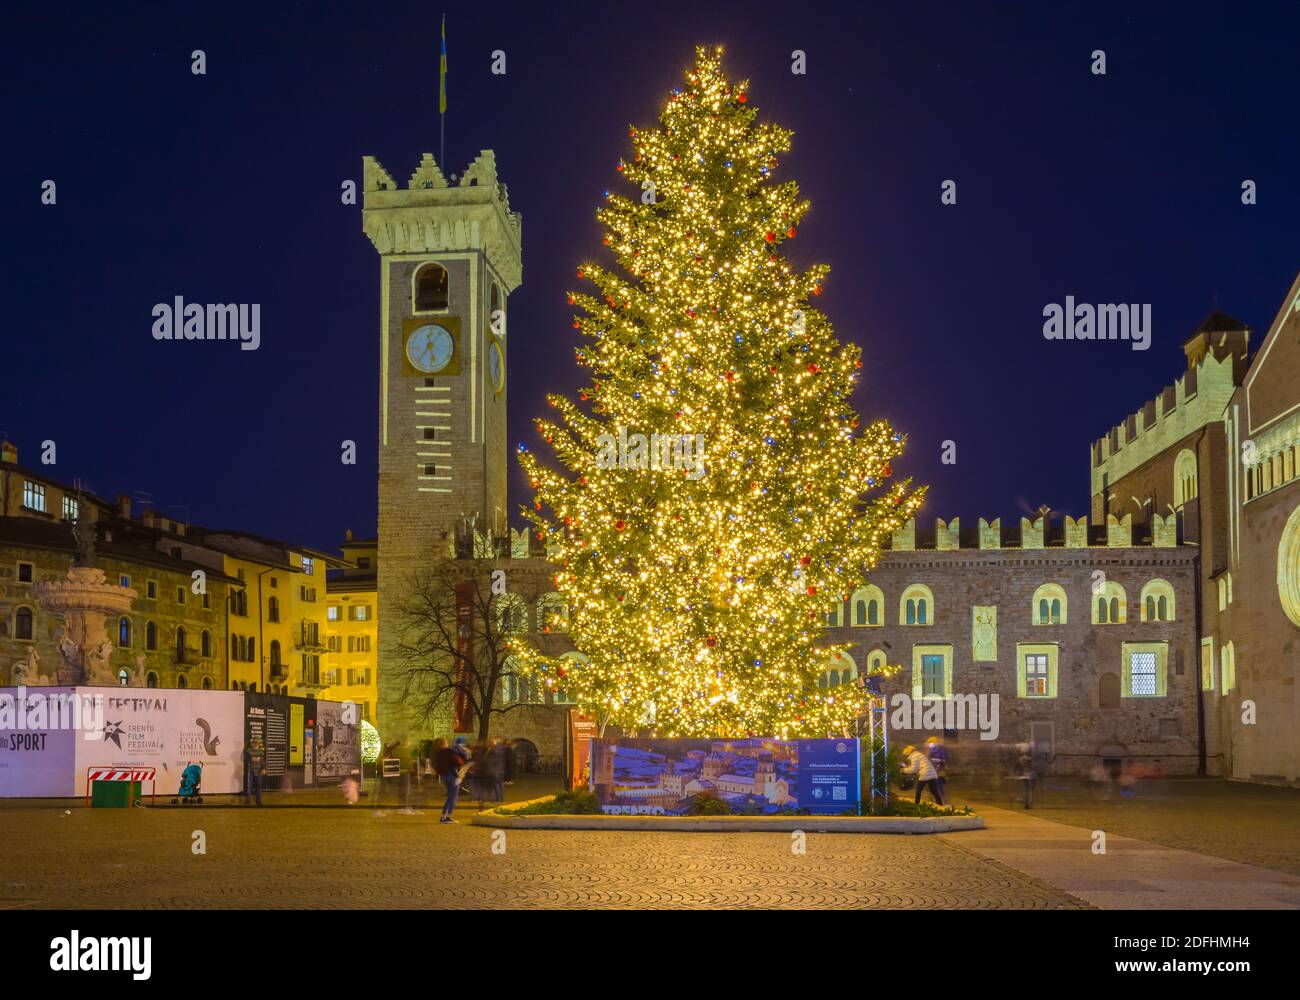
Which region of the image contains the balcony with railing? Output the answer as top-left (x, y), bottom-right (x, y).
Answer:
top-left (293, 620), bottom-right (327, 651)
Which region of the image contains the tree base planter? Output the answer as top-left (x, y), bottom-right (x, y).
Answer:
top-left (472, 808), bottom-right (983, 835)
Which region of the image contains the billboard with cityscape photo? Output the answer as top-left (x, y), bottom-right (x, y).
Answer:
top-left (589, 737), bottom-right (860, 816)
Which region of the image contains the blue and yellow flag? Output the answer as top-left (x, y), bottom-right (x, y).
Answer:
top-left (439, 15), bottom-right (447, 114)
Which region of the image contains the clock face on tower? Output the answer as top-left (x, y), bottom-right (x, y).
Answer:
top-left (406, 323), bottom-right (454, 373)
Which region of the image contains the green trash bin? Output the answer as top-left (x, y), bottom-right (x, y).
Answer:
top-left (90, 780), bottom-right (142, 808)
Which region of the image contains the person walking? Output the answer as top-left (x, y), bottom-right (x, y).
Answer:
top-left (925, 736), bottom-right (949, 803)
top-left (901, 744), bottom-right (944, 805)
top-left (433, 737), bottom-right (468, 823)
top-left (243, 738), bottom-right (265, 807)
top-left (489, 739), bottom-right (508, 802)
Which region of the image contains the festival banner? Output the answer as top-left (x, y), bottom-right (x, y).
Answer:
top-left (74, 687), bottom-right (246, 796)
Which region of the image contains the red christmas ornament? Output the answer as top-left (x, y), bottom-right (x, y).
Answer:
top-left (576, 268), bottom-right (585, 279)
top-left (800, 555), bottom-right (811, 567)
top-left (616, 162), bottom-right (625, 172)
top-left (765, 231), bottom-right (776, 243)
top-left (557, 666), bottom-right (568, 679)
top-left (725, 370), bottom-right (735, 382)
top-left (787, 227), bottom-right (797, 238)
top-left (614, 519), bottom-right (626, 531)
top-left (812, 284), bottom-right (823, 296)
top-left (807, 363), bottom-right (820, 374)
top-left (705, 635), bottom-right (718, 648)
top-left (807, 586), bottom-right (817, 596)
top-left (737, 92), bottom-right (748, 103)
top-left (882, 463), bottom-right (892, 477)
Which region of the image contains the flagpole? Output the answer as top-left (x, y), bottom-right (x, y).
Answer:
top-left (439, 13), bottom-right (447, 169)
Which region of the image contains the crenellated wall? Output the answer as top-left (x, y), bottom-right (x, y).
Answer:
top-left (887, 514), bottom-right (1179, 552)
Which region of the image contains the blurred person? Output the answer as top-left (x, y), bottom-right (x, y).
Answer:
top-left (502, 738), bottom-right (516, 786)
top-left (489, 739), bottom-right (508, 802)
top-left (901, 744), bottom-right (944, 805)
top-left (433, 737), bottom-right (468, 823)
top-left (925, 736), bottom-right (949, 802)
top-left (1015, 742), bottom-right (1036, 808)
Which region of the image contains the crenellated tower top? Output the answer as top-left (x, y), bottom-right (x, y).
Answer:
top-left (361, 150), bottom-right (522, 291)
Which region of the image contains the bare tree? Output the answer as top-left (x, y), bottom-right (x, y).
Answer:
top-left (388, 544), bottom-right (543, 742)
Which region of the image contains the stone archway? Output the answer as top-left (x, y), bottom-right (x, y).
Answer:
top-left (1278, 504), bottom-right (1300, 628)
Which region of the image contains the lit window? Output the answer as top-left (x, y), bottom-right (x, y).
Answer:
top-left (22, 481), bottom-right (46, 512)
top-left (414, 262), bottom-right (449, 311)
top-left (1123, 642), bottom-right (1168, 698)
top-left (62, 496), bottom-right (79, 521)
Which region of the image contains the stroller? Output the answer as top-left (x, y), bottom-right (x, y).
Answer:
top-left (173, 762), bottom-right (203, 805)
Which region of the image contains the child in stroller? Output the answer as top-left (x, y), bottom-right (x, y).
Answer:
top-left (173, 761), bottom-right (203, 804)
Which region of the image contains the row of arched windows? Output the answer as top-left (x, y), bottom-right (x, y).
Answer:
top-left (825, 579), bottom-right (1178, 628)
top-left (115, 618), bottom-right (212, 657)
top-left (496, 592), bottom-right (569, 635)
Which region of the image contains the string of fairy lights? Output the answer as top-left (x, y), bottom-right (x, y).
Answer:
top-left (511, 45), bottom-right (924, 738)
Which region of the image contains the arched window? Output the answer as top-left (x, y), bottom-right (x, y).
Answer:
top-left (146, 671), bottom-right (159, 688)
top-left (825, 602), bottom-right (843, 627)
top-left (270, 640), bottom-right (282, 671)
top-left (201, 630), bottom-right (211, 657)
top-left (489, 283), bottom-right (505, 336)
top-left (1098, 672), bottom-right (1121, 709)
top-left (820, 651), bottom-right (857, 690)
top-left (248, 638), bottom-right (256, 663)
top-left (268, 596), bottom-right (279, 622)
top-left (118, 616), bottom-right (132, 647)
top-left (1092, 581), bottom-right (1127, 624)
top-left (867, 649), bottom-right (887, 674)
top-left (414, 262), bottom-right (449, 311)
top-left (15, 607), bottom-right (34, 640)
top-left (177, 673), bottom-right (188, 689)
top-left (1139, 580), bottom-right (1176, 622)
top-left (900, 584), bottom-right (934, 625)
top-left (495, 593), bottom-right (528, 633)
top-left (1032, 584), bottom-right (1068, 625)
top-left (538, 592), bottom-right (569, 633)
top-left (202, 676), bottom-right (213, 690)
top-left (146, 621), bottom-right (158, 650)
top-left (1174, 448), bottom-right (1198, 508)
top-left (1217, 577), bottom-right (1227, 611)
top-left (176, 626), bottom-right (187, 661)
top-left (851, 585), bottom-right (884, 627)
top-left (1221, 641), bottom-right (1236, 693)
top-left (117, 668), bottom-right (129, 686)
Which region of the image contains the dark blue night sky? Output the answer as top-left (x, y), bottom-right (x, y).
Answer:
top-left (4, 1), bottom-right (1297, 553)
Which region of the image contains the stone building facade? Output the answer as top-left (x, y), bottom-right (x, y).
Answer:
top-left (1094, 276), bottom-right (1300, 784)
top-left (823, 516), bottom-right (1202, 776)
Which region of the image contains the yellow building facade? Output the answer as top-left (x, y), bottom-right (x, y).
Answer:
top-left (321, 533), bottom-right (378, 722)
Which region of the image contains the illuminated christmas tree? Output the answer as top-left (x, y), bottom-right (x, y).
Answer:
top-left (516, 45), bottom-right (924, 737)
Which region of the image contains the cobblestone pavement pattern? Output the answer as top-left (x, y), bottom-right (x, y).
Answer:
top-left (0, 805), bottom-right (1085, 909)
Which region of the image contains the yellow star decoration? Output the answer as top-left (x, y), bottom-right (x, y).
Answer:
top-left (514, 45), bottom-right (925, 738)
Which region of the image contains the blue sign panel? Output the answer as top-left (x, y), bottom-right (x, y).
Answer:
top-left (796, 738), bottom-right (861, 814)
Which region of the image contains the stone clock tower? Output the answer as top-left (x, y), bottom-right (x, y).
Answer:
top-left (361, 149), bottom-right (522, 750)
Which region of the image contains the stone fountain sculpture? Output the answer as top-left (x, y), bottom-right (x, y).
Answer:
top-left (29, 513), bottom-right (137, 686)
